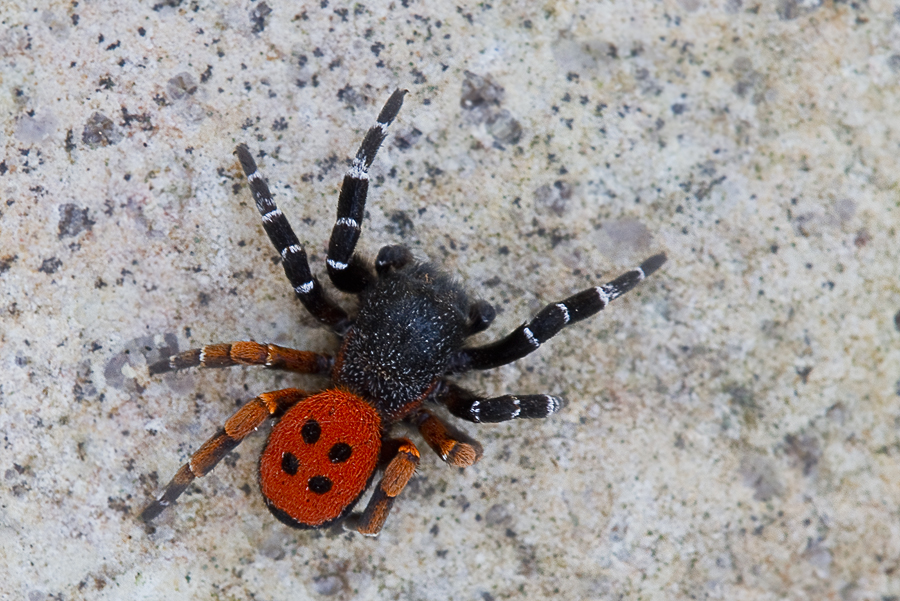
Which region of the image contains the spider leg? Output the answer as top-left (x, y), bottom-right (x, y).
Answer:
top-left (148, 341), bottom-right (333, 375)
top-left (235, 144), bottom-right (350, 333)
top-left (433, 381), bottom-right (566, 424)
top-left (408, 408), bottom-right (483, 467)
top-left (326, 89), bottom-right (407, 293)
top-left (447, 253), bottom-right (667, 372)
top-left (345, 437), bottom-right (419, 536)
top-left (140, 388), bottom-right (310, 523)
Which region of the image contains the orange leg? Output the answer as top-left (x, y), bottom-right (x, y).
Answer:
top-left (349, 438), bottom-right (420, 536)
top-left (410, 410), bottom-right (483, 468)
top-left (149, 341), bottom-right (332, 375)
top-left (140, 388), bottom-right (310, 523)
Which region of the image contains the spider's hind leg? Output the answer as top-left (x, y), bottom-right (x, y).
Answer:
top-left (345, 437), bottom-right (419, 536)
top-left (326, 89), bottom-right (407, 293)
top-left (140, 388), bottom-right (310, 522)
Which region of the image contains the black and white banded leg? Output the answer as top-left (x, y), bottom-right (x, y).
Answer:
top-left (433, 382), bottom-right (566, 424)
top-left (326, 89), bottom-right (407, 293)
top-left (235, 144), bottom-right (350, 333)
top-left (448, 253), bottom-right (667, 372)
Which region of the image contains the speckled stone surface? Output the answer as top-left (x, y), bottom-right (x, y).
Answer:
top-left (2, 1), bottom-right (899, 599)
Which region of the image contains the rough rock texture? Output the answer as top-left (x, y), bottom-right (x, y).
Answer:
top-left (1, 1), bottom-right (898, 599)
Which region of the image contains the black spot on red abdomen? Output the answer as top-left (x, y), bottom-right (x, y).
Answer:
top-left (308, 475), bottom-right (333, 494)
top-left (281, 452), bottom-right (299, 475)
top-left (301, 419), bottom-right (321, 444)
top-left (329, 442), bottom-right (352, 463)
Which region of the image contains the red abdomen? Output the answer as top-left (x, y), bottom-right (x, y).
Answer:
top-left (259, 390), bottom-right (382, 528)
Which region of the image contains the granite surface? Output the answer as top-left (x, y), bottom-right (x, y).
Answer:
top-left (1, 1), bottom-right (899, 599)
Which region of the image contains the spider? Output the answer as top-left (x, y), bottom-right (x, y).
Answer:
top-left (140, 89), bottom-right (667, 536)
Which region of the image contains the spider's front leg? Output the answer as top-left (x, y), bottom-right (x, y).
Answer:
top-left (326, 89), bottom-right (407, 293)
top-left (235, 144), bottom-right (350, 333)
top-left (140, 388), bottom-right (310, 523)
top-left (448, 253), bottom-right (667, 372)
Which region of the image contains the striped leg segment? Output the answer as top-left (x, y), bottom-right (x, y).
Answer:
top-left (347, 438), bottom-right (419, 536)
top-left (235, 143), bottom-right (350, 332)
top-left (327, 89), bottom-right (407, 293)
top-left (409, 409), bottom-right (483, 467)
top-left (434, 382), bottom-right (565, 424)
top-left (448, 253), bottom-right (667, 372)
top-left (140, 388), bottom-right (310, 522)
top-left (148, 341), bottom-right (333, 376)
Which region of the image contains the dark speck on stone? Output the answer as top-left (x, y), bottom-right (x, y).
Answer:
top-left (387, 210), bottom-right (414, 237)
top-left (534, 180), bottom-right (572, 215)
top-left (0, 255), bottom-right (17, 274)
top-left (251, 2), bottom-right (272, 33)
top-left (58, 204), bottom-right (95, 238)
top-left (337, 85), bottom-right (365, 109)
top-left (776, 0), bottom-right (804, 20)
top-left (461, 71), bottom-right (504, 111)
top-left (393, 127), bottom-right (422, 150)
top-left (152, 0), bottom-right (183, 11)
top-left (739, 453), bottom-right (783, 501)
top-left (166, 72), bottom-right (198, 100)
top-left (39, 257), bottom-right (62, 274)
top-left (82, 112), bottom-right (122, 147)
top-left (783, 433), bottom-right (821, 476)
top-left (486, 109), bottom-right (522, 145)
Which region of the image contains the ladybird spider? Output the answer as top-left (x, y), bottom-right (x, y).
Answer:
top-left (140, 89), bottom-right (667, 536)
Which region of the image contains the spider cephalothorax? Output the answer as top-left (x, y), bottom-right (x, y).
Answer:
top-left (140, 89), bottom-right (666, 535)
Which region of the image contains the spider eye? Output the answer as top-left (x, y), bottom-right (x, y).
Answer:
top-left (328, 442), bottom-right (353, 463)
top-left (281, 451), bottom-right (299, 475)
top-left (308, 475), bottom-right (333, 494)
top-left (301, 419), bottom-right (321, 444)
